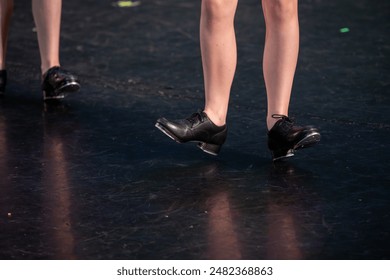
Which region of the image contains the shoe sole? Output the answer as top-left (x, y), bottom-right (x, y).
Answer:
top-left (155, 122), bottom-right (220, 156)
top-left (43, 81), bottom-right (80, 101)
top-left (272, 149), bottom-right (295, 161)
top-left (294, 131), bottom-right (321, 150)
top-left (272, 131), bottom-right (321, 161)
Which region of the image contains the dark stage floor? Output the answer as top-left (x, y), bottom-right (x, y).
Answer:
top-left (0, 0), bottom-right (389, 259)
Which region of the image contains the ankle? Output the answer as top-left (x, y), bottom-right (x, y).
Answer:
top-left (41, 63), bottom-right (60, 76)
top-left (267, 117), bottom-right (278, 131)
top-left (203, 109), bottom-right (226, 127)
top-left (267, 114), bottom-right (288, 131)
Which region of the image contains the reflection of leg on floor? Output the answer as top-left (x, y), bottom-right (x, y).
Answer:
top-left (207, 191), bottom-right (242, 259)
top-left (42, 124), bottom-right (75, 259)
top-left (265, 162), bottom-right (303, 259)
top-left (0, 115), bottom-right (8, 163)
top-left (266, 203), bottom-right (302, 259)
top-left (0, 116), bottom-right (12, 217)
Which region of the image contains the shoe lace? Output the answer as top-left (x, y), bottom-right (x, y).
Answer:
top-left (271, 114), bottom-right (294, 134)
top-left (186, 110), bottom-right (205, 127)
top-left (42, 66), bottom-right (61, 82)
top-left (271, 114), bottom-right (293, 123)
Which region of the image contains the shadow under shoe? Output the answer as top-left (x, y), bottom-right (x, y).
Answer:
top-left (155, 110), bottom-right (227, 155)
top-left (0, 70), bottom-right (6, 96)
top-left (42, 66), bottom-right (80, 101)
top-left (268, 114), bottom-right (321, 161)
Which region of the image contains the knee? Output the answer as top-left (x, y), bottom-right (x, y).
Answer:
top-left (202, 0), bottom-right (237, 23)
top-left (263, 0), bottom-right (298, 23)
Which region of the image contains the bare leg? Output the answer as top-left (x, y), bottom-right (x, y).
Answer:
top-left (32, 0), bottom-right (62, 74)
top-left (262, 0), bottom-right (299, 130)
top-left (200, 0), bottom-right (238, 126)
top-left (0, 0), bottom-right (14, 70)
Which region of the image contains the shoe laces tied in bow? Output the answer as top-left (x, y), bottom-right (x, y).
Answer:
top-left (271, 114), bottom-right (294, 134)
top-left (187, 110), bottom-right (205, 127)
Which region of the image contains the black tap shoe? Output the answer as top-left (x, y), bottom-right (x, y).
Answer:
top-left (155, 110), bottom-right (227, 155)
top-left (42, 66), bottom-right (80, 100)
top-left (268, 114), bottom-right (320, 161)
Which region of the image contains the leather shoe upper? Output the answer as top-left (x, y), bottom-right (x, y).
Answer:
top-left (268, 115), bottom-right (319, 150)
top-left (157, 111), bottom-right (227, 145)
top-left (42, 66), bottom-right (80, 96)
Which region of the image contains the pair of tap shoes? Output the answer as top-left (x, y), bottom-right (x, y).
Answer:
top-left (155, 111), bottom-right (320, 161)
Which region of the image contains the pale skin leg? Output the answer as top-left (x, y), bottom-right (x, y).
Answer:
top-left (200, 0), bottom-right (300, 130)
top-left (0, 0), bottom-right (14, 70)
top-left (0, 0), bottom-right (62, 74)
top-left (32, 0), bottom-right (62, 74)
top-left (201, 0), bottom-right (238, 127)
top-left (262, 0), bottom-right (299, 130)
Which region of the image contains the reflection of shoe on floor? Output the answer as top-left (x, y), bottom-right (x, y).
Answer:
top-left (43, 99), bottom-right (71, 114)
top-left (268, 114), bottom-right (321, 161)
top-left (42, 66), bottom-right (80, 101)
top-left (267, 161), bottom-right (298, 189)
top-left (0, 70), bottom-right (6, 96)
top-left (155, 110), bottom-right (227, 155)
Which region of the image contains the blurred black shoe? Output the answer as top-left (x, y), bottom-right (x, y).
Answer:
top-left (155, 110), bottom-right (227, 155)
top-left (0, 70), bottom-right (6, 96)
top-left (268, 114), bottom-right (320, 161)
top-left (42, 66), bottom-right (80, 100)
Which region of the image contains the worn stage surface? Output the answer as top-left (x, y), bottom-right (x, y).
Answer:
top-left (0, 0), bottom-right (389, 259)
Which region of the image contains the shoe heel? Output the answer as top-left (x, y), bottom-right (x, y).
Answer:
top-left (271, 148), bottom-right (294, 161)
top-left (198, 142), bottom-right (222, 156)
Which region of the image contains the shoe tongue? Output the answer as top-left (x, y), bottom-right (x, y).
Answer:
top-left (276, 118), bottom-right (293, 135)
top-left (187, 111), bottom-right (205, 126)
